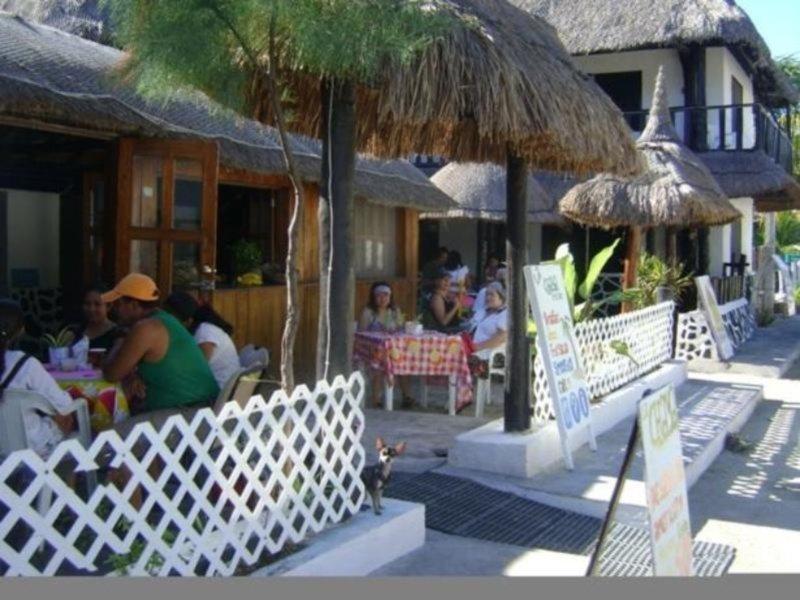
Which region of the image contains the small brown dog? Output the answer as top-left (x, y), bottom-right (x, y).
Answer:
top-left (361, 437), bottom-right (406, 515)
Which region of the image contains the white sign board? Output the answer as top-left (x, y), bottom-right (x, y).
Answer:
top-left (638, 385), bottom-right (693, 576)
top-left (524, 264), bottom-right (596, 470)
top-left (772, 255), bottom-right (796, 316)
top-left (695, 275), bottom-right (734, 360)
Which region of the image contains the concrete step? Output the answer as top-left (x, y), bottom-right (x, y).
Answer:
top-left (438, 379), bottom-right (763, 527)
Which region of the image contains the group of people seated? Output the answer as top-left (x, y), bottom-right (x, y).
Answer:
top-left (356, 248), bottom-right (509, 408)
top-left (0, 273), bottom-right (245, 458)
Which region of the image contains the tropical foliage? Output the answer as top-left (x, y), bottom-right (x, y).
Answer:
top-left (776, 54), bottom-right (799, 177)
top-left (621, 253), bottom-right (693, 310)
top-left (755, 211), bottom-right (800, 253)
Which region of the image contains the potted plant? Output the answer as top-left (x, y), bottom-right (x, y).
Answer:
top-left (43, 327), bottom-right (76, 368)
top-left (231, 239), bottom-right (264, 287)
top-left (622, 253), bottom-right (693, 310)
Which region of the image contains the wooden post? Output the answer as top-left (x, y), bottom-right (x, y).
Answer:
top-left (621, 226), bottom-right (642, 312)
top-left (667, 226), bottom-right (678, 266)
top-left (317, 79), bottom-right (332, 380)
top-left (504, 150), bottom-right (531, 433)
top-left (325, 79), bottom-right (357, 379)
top-left (678, 45), bottom-right (707, 152)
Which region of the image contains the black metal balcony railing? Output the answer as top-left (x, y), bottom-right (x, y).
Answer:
top-left (623, 103), bottom-right (793, 174)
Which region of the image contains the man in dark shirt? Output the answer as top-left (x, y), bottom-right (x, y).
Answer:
top-left (421, 246), bottom-right (449, 292)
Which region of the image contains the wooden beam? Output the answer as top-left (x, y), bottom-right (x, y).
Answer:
top-left (678, 45), bottom-right (708, 152)
top-left (0, 116), bottom-right (118, 140)
top-left (621, 226), bottom-right (642, 313)
top-left (218, 165), bottom-right (292, 189)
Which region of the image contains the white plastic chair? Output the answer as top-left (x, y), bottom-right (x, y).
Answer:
top-left (0, 390), bottom-right (93, 532)
top-left (239, 344), bottom-right (269, 370)
top-left (474, 348), bottom-right (505, 418)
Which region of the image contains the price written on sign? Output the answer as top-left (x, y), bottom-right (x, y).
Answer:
top-left (638, 385), bottom-right (693, 576)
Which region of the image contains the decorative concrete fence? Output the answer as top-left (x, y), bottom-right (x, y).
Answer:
top-left (532, 302), bottom-right (675, 424)
top-left (0, 374), bottom-right (366, 576)
top-left (675, 298), bottom-right (757, 361)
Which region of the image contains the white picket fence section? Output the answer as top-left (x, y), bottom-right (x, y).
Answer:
top-left (532, 302), bottom-right (675, 424)
top-left (675, 298), bottom-right (757, 361)
top-left (0, 373), bottom-right (366, 576)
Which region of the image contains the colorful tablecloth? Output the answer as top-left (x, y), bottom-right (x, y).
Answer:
top-left (49, 368), bottom-right (130, 434)
top-left (353, 331), bottom-right (473, 411)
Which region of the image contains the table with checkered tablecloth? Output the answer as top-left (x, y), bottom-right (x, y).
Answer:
top-left (353, 331), bottom-right (473, 414)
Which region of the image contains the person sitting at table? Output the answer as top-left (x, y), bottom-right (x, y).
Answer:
top-left (100, 273), bottom-right (219, 415)
top-left (68, 287), bottom-right (121, 351)
top-left (472, 266), bottom-right (507, 327)
top-left (445, 250), bottom-right (471, 293)
top-left (164, 291), bottom-right (240, 389)
top-left (0, 298), bottom-right (76, 458)
top-left (420, 246), bottom-right (449, 293)
top-left (422, 269), bottom-right (465, 333)
top-left (483, 256), bottom-right (501, 285)
top-left (467, 283), bottom-right (508, 379)
top-left (358, 282), bottom-right (405, 333)
top-left (357, 282), bottom-right (414, 408)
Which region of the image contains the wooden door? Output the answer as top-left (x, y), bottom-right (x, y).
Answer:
top-left (115, 139), bottom-right (218, 293)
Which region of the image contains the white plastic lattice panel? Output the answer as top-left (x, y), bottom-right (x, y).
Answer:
top-left (532, 302), bottom-right (675, 424)
top-left (0, 373), bottom-right (366, 577)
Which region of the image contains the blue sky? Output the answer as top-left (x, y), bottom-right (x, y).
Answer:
top-left (737, 0), bottom-right (800, 59)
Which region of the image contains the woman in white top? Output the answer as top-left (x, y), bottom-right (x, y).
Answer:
top-left (445, 250), bottom-right (471, 294)
top-left (0, 299), bottom-right (76, 458)
top-left (164, 292), bottom-right (240, 388)
top-left (471, 282), bottom-right (508, 360)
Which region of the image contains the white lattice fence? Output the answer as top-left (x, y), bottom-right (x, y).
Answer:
top-left (0, 373), bottom-right (366, 576)
top-left (590, 273), bottom-right (623, 318)
top-left (675, 298), bottom-right (757, 361)
top-left (532, 302), bottom-right (675, 424)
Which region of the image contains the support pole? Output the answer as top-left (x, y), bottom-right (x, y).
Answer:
top-left (503, 150), bottom-right (531, 433)
top-left (621, 226), bottom-right (642, 312)
top-left (586, 417), bottom-right (640, 576)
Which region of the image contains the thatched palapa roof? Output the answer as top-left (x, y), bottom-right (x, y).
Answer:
top-left (0, 12), bottom-right (454, 212)
top-left (700, 151), bottom-right (800, 212)
top-left (421, 162), bottom-right (564, 224)
top-left (559, 67), bottom-right (741, 228)
top-left (259, 0), bottom-right (641, 177)
top-left (513, 0), bottom-right (799, 107)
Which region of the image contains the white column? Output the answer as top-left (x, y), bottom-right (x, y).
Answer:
top-left (707, 225), bottom-right (732, 277)
top-left (729, 197), bottom-right (754, 272)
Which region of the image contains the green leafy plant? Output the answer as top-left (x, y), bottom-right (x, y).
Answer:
top-left (621, 253), bottom-right (693, 310)
top-left (794, 285), bottom-right (800, 306)
top-left (527, 238), bottom-right (622, 336)
top-left (231, 239), bottom-right (263, 277)
top-left (42, 327), bottom-right (75, 348)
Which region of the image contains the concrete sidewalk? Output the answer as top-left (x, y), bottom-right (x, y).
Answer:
top-left (689, 315), bottom-right (800, 378)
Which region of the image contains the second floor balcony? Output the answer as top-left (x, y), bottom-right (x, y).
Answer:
top-left (623, 103), bottom-right (794, 176)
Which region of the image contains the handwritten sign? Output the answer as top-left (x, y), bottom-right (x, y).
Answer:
top-left (524, 264), bottom-right (596, 470)
top-left (695, 275), bottom-right (734, 360)
top-left (772, 255), bottom-right (796, 316)
top-left (638, 385), bottom-right (693, 576)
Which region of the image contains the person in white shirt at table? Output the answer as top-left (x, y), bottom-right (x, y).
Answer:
top-left (164, 292), bottom-right (240, 389)
top-left (471, 267), bottom-right (507, 328)
top-left (0, 299), bottom-right (76, 458)
top-left (471, 282), bottom-right (508, 360)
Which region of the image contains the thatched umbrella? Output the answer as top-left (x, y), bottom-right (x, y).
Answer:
top-left (559, 66), bottom-right (741, 292)
top-left (258, 0), bottom-right (640, 431)
top-left (421, 162), bottom-right (564, 224)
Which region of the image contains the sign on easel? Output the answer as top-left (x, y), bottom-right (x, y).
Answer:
top-left (695, 275), bottom-right (734, 360)
top-left (524, 264), bottom-right (596, 471)
top-left (772, 254), bottom-right (796, 316)
top-left (639, 385), bottom-right (693, 576)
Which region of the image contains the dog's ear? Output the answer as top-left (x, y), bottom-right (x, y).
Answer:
top-left (375, 437), bottom-right (385, 450)
top-left (394, 441), bottom-right (407, 455)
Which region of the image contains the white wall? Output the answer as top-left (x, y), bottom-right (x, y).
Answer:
top-left (573, 48), bottom-right (686, 137)
top-left (729, 197), bottom-right (755, 272)
top-left (3, 189), bottom-right (60, 288)
top-left (708, 225), bottom-right (732, 277)
top-left (705, 47), bottom-right (756, 149)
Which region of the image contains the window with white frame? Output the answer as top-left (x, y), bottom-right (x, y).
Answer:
top-left (354, 198), bottom-right (397, 278)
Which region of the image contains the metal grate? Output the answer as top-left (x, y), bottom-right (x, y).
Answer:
top-left (385, 472), bottom-right (735, 577)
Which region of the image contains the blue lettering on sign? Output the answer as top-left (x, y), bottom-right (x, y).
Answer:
top-left (579, 388), bottom-right (590, 417)
top-left (570, 391), bottom-right (582, 423)
top-left (553, 358), bottom-right (574, 375)
top-left (561, 398), bottom-right (574, 429)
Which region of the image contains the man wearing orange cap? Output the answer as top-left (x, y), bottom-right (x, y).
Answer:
top-left (101, 273), bottom-right (219, 413)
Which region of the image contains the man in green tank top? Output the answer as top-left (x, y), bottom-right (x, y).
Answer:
top-left (101, 273), bottom-right (219, 412)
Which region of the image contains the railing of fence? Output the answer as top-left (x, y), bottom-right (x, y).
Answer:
top-left (532, 302), bottom-right (675, 424)
top-left (0, 373), bottom-right (366, 576)
top-left (711, 275), bottom-right (747, 304)
top-left (675, 298), bottom-right (757, 361)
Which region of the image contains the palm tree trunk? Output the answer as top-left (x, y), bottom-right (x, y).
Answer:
top-left (325, 78), bottom-right (357, 380)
